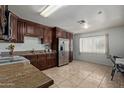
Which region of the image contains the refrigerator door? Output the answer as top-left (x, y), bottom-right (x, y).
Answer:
top-left (58, 38), bottom-right (64, 66)
top-left (58, 38), bottom-right (69, 66)
top-left (64, 39), bottom-right (69, 62)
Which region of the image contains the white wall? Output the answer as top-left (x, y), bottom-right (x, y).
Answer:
top-left (0, 36), bottom-right (45, 53)
top-left (73, 26), bottom-right (124, 66)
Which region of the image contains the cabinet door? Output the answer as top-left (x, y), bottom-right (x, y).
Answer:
top-left (17, 20), bottom-right (25, 43)
top-left (37, 54), bottom-right (47, 70)
top-left (62, 31), bottom-right (67, 38)
top-left (56, 30), bottom-right (62, 38)
top-left (56, 28), bottom-right (66, 38)
top-left (66, 32), bottom-right (70, 39)
top-left (26, 22), bottom-right (34, 36)
top-left (43, 27), bottom-right (52, 44)
top-left (56, 30), bottom-right (66, 38)
top-left (23, 55), bottom-right (38, 68)
top-left (47, 53), bottom-right (56, 68)
top-left (0, 8), bottom-right (2, 36)
top-left (34, 25), bottom-right (44, 38)
top-left (46, 53), bottom-right (52, 68)
top-left (10, 13), bottom-right (18, 42)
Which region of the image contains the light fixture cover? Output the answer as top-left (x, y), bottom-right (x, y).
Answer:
top-left (78, 20), bottom-right (89, 29)
top-left (40, 5), bottom-right (63, 17)
top-left (83, 23), bottom-right (89, 29)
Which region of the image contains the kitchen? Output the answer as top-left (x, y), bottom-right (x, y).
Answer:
top-left (0, 5), bottom-right (73, 88)
top-left (0, 5), bottom-right (124, 88)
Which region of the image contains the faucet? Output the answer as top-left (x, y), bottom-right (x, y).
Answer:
top-left (31, 48), bottom-right (35, 53)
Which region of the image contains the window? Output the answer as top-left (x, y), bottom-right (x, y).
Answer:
top-left (79, 35), bottom-right (106, 53)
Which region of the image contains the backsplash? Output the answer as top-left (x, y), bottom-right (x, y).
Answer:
top-left (0, 36), bottom-right (46, 53)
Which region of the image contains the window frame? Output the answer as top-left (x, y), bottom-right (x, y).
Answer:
top-left (79, 35), bottom-right (108, 54)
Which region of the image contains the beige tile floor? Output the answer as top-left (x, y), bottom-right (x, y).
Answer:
top-left (42, 60), bottom-right (124, 88)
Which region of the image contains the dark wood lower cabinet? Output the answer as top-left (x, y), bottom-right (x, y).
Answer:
top-left (47, 53), bottom-right (57, 68)
top-left (37, 54), bottom-right (47, 70)
top-left (23, 52), bottom-right (57, 71)
top-left (23, 55), bottom-right (38, 68)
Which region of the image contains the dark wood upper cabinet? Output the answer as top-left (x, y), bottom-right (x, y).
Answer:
top-left (34, 24), bottom-right (44, 38)
top-left (66, 32), bottom-right (70, 39)
top-left (0, 7), bottom-right (2, 28)
top-left (17, 19), bottom-right (26, 43)
top-left (43, 27), bottom-right (52, 44)
top-left (56, 30), bottom-right (65, 38)
top-left (10, 12), bottom-right (18, 43)
top-left (56, 30), bottom-right (62, 38)
top-left (25, 22), bottom-right (34, 36)
top-left (55, 27), bottom-right (67, 38)
top-left (24, 20), bottom-right (44, 38)
top-left (0, 7), bottom-right (2, 37)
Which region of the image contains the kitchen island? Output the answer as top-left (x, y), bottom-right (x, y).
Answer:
top-left (0, 61), bottom-right (54, 88)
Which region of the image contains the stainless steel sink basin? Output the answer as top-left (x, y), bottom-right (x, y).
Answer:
top-left (0, 56), bottom-right (30, 65)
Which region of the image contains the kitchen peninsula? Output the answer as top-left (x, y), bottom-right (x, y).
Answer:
top-left (0, 61), bottom-right (53, 88)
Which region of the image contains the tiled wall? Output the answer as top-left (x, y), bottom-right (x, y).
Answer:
top-left (0, 36), bottom-right (45, 53)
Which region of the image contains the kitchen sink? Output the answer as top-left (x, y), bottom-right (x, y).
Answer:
top-left (30, 51), bottom-right (44, 53)
top-left (0, 56), bottom-right (30, 65)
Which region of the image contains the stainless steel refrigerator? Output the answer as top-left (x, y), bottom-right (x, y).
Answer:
top-left (58, 38), bottom-right (69, 66)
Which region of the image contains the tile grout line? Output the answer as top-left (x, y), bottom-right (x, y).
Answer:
top-left (97, 71), bottom-right (108, 88)
top-left (76, 70), bottom-right (95, 88)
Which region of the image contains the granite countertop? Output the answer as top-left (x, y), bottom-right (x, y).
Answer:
top-left (0, 62), bottom-right (54, 88)
top-left (13, 50), bottom-right (56, 56)
top-left (0, 50), bottom-right (56, 57)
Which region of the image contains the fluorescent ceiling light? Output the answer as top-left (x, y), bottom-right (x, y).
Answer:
top-left (40, 5), bottom-right (63, 17)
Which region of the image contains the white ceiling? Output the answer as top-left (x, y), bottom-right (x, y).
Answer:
top-left (8, 5), bottom-right (124, 34)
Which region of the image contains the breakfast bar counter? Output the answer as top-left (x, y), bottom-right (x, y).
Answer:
top-left (0, 62), bottom-right (54, 88)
